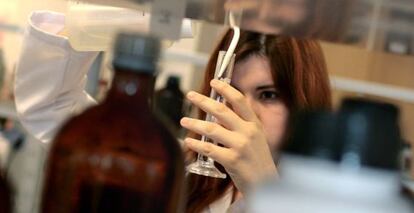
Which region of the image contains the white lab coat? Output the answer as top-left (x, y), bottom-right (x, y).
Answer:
top-left (14, 10), bottom-right (243, 213)
top-left (15, 11), bottom-right (98, 143)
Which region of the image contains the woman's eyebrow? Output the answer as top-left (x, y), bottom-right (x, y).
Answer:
top-left (256, 85), bottom-right (276, 90)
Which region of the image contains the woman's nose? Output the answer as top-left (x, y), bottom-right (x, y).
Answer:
top-left (245, 96), bottom-right (262, 120)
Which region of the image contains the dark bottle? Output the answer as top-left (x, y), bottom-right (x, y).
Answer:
top-left (0, 173), bottom-right (11, 213)
top-left (155, 76), bottom-right (185, 128)
top-left (41, 33), bottom-right (185, 213)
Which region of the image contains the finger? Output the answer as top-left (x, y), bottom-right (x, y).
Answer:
top-left (210, 79), bottom-right (257, 122)
top-left (186, 91), bottom-right (242, 130)
top-left (180, 117), bottom-right (240, 148)
top-left (184, 138), bottom-right (236, 166)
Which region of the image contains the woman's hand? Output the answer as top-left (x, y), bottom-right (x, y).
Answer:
top-left (181, 79), bottom-right (277, 195)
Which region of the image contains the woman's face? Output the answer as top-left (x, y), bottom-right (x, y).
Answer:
top-left (231, 55), bottom-right (289, 150)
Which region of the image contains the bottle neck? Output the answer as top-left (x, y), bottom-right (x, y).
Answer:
top-left (166, 83), bottom-right (179, 91)
top-left (106, 69), bottom-right (156, 110)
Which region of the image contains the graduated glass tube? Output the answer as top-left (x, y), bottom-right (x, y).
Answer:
top-left (187, 51), bottom-right (236, 178)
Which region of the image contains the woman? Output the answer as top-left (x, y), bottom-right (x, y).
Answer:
top-left (182, 30), bottom-right (331, 212)
top-left (14, 11), bottom-right (331, 213)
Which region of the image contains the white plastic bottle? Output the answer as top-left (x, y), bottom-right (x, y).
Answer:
top-left (66, 2), bottom-right (193, 51)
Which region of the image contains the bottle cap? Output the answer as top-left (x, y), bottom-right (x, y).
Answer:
top-left (166, 76), bottom-right (180, 88)
top-left (112, 32), bottom-right (160, 74)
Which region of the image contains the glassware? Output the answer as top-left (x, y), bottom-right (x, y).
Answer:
top-left (0, 173), bottom-right (11, 213)
top-left (155, 76), bottom-right (185, 137)
top-left (187, 51), bottom-right (235, 179)
top-left (41, 33), bottom-right (185, 212)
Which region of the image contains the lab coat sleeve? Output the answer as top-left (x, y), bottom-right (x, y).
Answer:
top-left (14, 11), bottom-right (99, 143)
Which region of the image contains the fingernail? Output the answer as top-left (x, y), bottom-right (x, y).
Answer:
top-left (210, 79), bottom-right (220, 87)
top-left (184, 138), bottom-right (193, 145)
top-left (187, 91), bottom-right (197, 100)
top-left (180, 117), bottom-right (190, 126)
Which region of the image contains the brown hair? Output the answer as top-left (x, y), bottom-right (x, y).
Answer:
top-left (186, 29), bottom-right (332, 213)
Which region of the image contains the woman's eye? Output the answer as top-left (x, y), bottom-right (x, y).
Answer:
top-left (259, 91), bottom-right (279, 101)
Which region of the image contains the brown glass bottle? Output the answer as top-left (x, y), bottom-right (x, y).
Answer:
top-left (41, 33), bottom-right (185, 213)
top-left (0, 173), bottom-right (11, 213)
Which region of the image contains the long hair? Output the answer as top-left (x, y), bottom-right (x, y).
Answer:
top-left (186, 29), bottom-right (332, 213)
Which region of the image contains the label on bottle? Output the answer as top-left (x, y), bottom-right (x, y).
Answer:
top-left (43, 150), bottom-right (174, 212)
top-left (150, 0), bottom-right (186, 40)
top-left (72, 152), bottom-right (173, 212)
